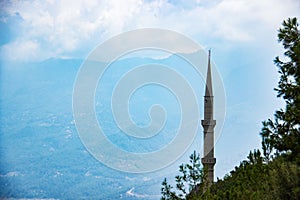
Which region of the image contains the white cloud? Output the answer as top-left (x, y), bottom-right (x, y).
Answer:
top-left (0, 0), bottom-right (299, 61)
top-left (1, 40), bottom-right (41, 61)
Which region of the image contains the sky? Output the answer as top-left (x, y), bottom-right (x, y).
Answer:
top-left (1, 0), bottom-right (299, 61)
top-left (1, 0), bottom-right (300, 179)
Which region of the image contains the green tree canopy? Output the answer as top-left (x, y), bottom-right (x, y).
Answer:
top-left (261, 17), bottom-right (300, 160)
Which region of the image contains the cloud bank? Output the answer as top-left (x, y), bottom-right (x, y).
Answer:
top-left (0, 0), bottom-right (299, 61)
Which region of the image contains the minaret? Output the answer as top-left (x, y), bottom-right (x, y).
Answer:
top-left (201, 50), bottom-right (216, 184)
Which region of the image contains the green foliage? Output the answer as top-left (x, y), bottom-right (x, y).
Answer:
top-left (261, 17), bottom-right (300, 159)
top-left (161, 178), bottom-right (178, 200)
top-left (160, 151), bottom-right (205, 200)
top-left (192, 151), bottom-right (299, 200)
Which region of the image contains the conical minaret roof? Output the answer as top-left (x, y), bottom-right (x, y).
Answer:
top-left (205, 50), bottom-right (213, 97)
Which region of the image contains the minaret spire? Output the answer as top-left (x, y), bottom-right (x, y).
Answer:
top-left (201, 49), bottom-right (216, 185)
top-left (205, 49), bottom-right (213, 98)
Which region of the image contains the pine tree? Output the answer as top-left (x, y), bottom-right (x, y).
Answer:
top-left (260, 17), bottom-right (300, 160)
top-left (160, 151), bottom-right (205, 200)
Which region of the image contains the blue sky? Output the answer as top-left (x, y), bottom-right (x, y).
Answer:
top-left (1, 0), bottom-right (299, 61)
top-left (1, 0), bottom-right (300, 179)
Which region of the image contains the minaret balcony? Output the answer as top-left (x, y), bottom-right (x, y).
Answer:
top-left (201, 157), bottom-right (216, 165)
top-left (201, 120), bottom-right (216, 128)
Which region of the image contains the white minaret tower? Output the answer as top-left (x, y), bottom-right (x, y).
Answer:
top-left (201, 50), bottom-right (216, 184)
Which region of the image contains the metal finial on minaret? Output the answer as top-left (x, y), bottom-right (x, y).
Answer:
top-left (201, 49), bottom-right (216, 185)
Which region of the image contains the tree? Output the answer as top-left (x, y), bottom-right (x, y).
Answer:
top-left (161, 178), bottom-right (178, 200)
top-left (260, 17), bottom-right (300, 160)
top-left (161, 151), bottom-right (205, 200)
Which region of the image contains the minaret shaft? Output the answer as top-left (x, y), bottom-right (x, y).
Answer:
top-left (201, 50), bottom-right (216, 184)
